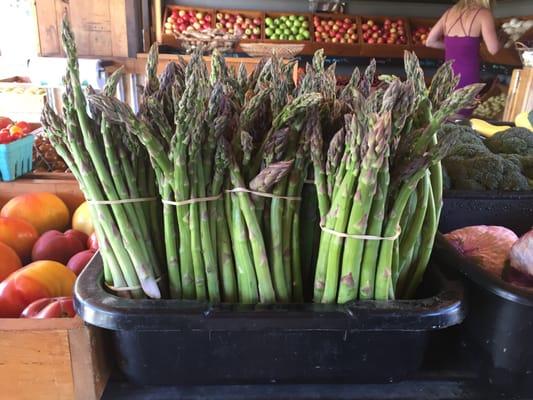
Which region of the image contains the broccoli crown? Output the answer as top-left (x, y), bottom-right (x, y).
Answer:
top-left (439, 124), bottom-right (484, 147)
top-left (443, 151), bottom-right (531, 191)
top-left (501, 154), bottom-right (533, 179)
top-left (485, 128), bottom-right (533, 156)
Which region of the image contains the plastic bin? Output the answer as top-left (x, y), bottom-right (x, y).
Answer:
top-left (75, 254), bottom-right (465, 385)
top-left (0, 134), bottom-right (34, 181)
top-left (440, 190), bottom-right (533, 236)
top-left (433, 238), bottom-right (533, 379)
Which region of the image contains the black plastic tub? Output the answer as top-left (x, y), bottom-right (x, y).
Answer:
top-left (434, 237), bottom-right (533, 380)
top-left (440, 190), bottom-right (533, 235)
top-left (75, 254), bottom-right (465, 386)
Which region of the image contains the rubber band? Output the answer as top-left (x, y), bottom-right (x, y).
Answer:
top-left (87, 197), bottom-right (157, 205)
top-left (162, 194), bottom-right (222, 207)
top-left (320, 224), bottom-right (401, 241)
top-left (226, 187), bottom-right (301, 202)
top-left (106, 275), bottom-right (164, 292)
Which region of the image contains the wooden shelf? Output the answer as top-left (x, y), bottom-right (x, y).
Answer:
top-left (157, 6), bottom-right (526, 66)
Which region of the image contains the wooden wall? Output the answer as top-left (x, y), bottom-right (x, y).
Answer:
top-left (34, 0), bottom-right (140, 57)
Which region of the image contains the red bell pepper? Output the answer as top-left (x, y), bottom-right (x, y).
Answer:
top-left (21, 297), bottom-right (75, 318)
top-left (0, 260), bottom-right (76, 317)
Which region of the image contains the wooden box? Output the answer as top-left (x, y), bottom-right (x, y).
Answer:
top-left (0, 177), bottom-right (84, 215)
top-left (503, 67), bottom-right (533, 122)
top-left (359, 16), bottom-right (411, 58)
top-left (34, 0), bottom-right (140, 57)
top-left (160, 5), bottom-right (215, 48)
top-left (263, 12), bottom-right (314, 44)
top-left (0, 318), bottom-right (109, 400)
top-left (0, 82), bottom-right (46, 123)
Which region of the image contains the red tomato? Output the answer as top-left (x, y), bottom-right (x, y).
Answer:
top-left (21, 296), bottom-right (75, 318)
top-left (0, 117), bottom-right (13, 130)
top-left (9, 125), bottom-right (23, 136)
top-left (15, 121), bottom-right (30, 134)
top-left (0, 130), bottom-right (10, 144)
top-left (0, 260), bottom-right (76, 317)
top-left (0, 241), bottom-right (22, 281)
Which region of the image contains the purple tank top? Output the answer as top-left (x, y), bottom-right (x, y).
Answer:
top-left (444, 36), bottom-right (481, 89)
top-left (443, 8), bottom-right (483, 116)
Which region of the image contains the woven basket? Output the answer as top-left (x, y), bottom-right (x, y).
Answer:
top-left (174, 29), bottom-right (240, 54)
top-left (516, 42), bottom-right (533, 67)
top-left (240, 43), bottom-right (305, 58)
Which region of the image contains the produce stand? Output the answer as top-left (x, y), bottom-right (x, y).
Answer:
top-left (0, 177), bottom-right (84, 214)
top-left (2, 1), bottom-right (533, 399)
top-left (0, 317), bottom-right (109, 400)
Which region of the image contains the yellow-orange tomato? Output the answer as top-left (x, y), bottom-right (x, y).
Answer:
top-left (0, 241), bottom-right (22, 281)
top-left (0, 260), bottom-right (76, 317)
top-left (0, 217), bottom-right (39, 263)
top-left (1, 192), bottom-right (70, 234)
top-left (72, 201), bottom-right (94, 236)
top-left (9, 125), bottom-right (23, 136)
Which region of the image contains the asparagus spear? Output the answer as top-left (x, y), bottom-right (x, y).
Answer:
top-left (337, 113), bottom-right (391, 304)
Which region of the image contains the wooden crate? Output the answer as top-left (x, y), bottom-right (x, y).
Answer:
top-left (160, 5), bottom-right (215, 48)
top-left (359, 16), bottom-right (411, 58)
top-left (0, 317), bottom-right (109, 400)
top-left (0, 177), bottom-right (84, 215)
top-left (34, 0), bottom-right (139, 57)
top-left (215, 9), bottom-right (264, 42)
top-left (0, 82), bottom-right (46, 123)
top-left (312, 14), bottom-right (361, 46)
top-left (263, 12), bottom-right (314, 44)
top-left (503, 67), bottom-right (533, 122)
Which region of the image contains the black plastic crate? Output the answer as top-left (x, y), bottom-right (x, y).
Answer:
top-left (441, 190), bottom-right (533, 235)
top-left (75, 254), bottom-right (465, 385)
top-left (434, 236), bottom-right (533, 380)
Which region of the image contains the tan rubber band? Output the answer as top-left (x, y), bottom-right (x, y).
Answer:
top-left (87, 197), bottom-right (157, 205)
top-left (320, 224), bottom-right (402, 241)
top-left (226, 187), bottom-right (301, 202)
top-left (106, 275), bottom-right (164, 292)
top-left (162, 194), bottom-right (222, 207)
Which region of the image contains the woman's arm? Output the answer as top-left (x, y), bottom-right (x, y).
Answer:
top-left (426, 15), bottom-right (446, 49)
top-left (480, 9), bottom-right (501, 55)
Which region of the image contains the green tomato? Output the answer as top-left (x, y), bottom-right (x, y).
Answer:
top-left (273, 18), bottom-right (281, 26)
top-left (296, 34), bottom-right (304, 41)
top-left (280, 15), bottom-right (287, 22)
top-left (271, 34), bottom-right (279, 40)
top-left (288, 15), bottom-right (296, 21)
top-left (275, 28), bottom-right (282, 35)
top-left (301, 21), bottom-right (309, 28)
top-left (265, 27), bottom-right (274, 37)
top-left (302, 30), bottom-right (310, 39)
top-left (283, 28), bottom-right (291, 36)
top-left (289, 35), bottom-right (296, 40)
top-left (279, 34), bottom-right (287, 40)
top-left (265, 17), bottom-right (273, 27)
top-left (293, 20), bottom-right (301, 27)
top-left (298, 15), bottom-right (305, 22)
top-left (291, 25), bottom-right (299, 34)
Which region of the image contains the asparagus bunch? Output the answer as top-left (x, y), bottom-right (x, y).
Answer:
top-left (312, 52), bottom-right (483, 303)
top-left (41, 19), bottom-right (162, 298)
top-left (87, 44), bottom-right (324, 303)
top-left (46, 16), bottom-right (480, 304)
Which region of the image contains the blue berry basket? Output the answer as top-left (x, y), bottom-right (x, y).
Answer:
top-left (0, 134), bottom-right (35, 181)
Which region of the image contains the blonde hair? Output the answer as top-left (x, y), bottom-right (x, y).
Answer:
top-left (456, 0), bottom-right (494, 9)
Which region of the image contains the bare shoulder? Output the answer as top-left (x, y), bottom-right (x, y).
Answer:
top-left (478, 8), bottom-right (495, 21)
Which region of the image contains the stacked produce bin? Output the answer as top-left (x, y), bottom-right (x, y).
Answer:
top-left (1, 4), bottom-right (532, 397)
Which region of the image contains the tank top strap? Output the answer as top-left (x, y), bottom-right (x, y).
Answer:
top-left (468, 8), bottom-right (483, 36)
top-left (446, 9), bottom-right (469, 35)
